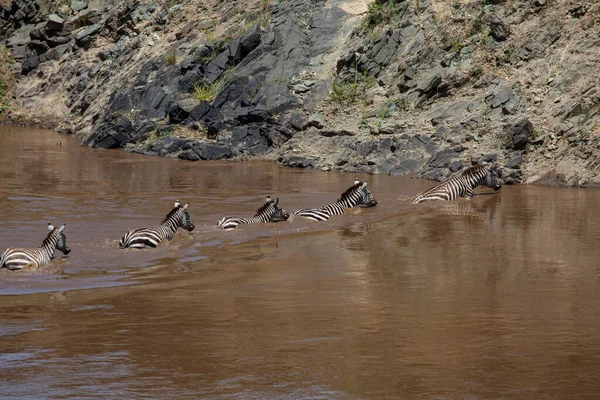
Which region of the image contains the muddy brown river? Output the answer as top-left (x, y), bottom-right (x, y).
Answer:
top-left (1, 126), bottom-right (600, 399)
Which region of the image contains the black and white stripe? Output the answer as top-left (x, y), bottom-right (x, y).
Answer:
top-left (119, 200), bottom-right (195, 249)
top-left (412, 164), bottom-right (503, 204)
top-left (1, 223), bottom-right (71, 270)
top-left (218, 196), bottom-right (289, 230)
top-left (292, 180), bottom-right (378, 222)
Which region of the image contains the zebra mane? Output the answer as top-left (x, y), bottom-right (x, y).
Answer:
top-left (255, 197), bottom-right (277, 214)
top-left (41, 227), bottom-right (60, 247)
top-left (338, 182), bottom-right (364, 202)
top-left (162, 205), bottom-right (183, 223)
top-left (460, 164), bottom-right (489, 176)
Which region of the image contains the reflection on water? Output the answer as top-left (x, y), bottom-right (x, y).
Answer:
top-left (2, 126), bottom-right (600, 398)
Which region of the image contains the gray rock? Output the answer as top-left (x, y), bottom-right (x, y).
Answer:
top-left (308, 113), bottom-right (324, 129)
top-left (281, 155), bottom-right (315, 168)
top-left (70, 0), bottom-right (88, 12)
top-left (487, 86), bottom-right (514, 109)
top-left (379, 120), bottom-right (402, 135)
top-left (74, 24), bottom-right (100, 47)
top-left (279, 112), bottom-right (308, 131)
top-left (505, 155), bottom-right (522, 169)
top-left (416, 68), bottom-right (443, 97)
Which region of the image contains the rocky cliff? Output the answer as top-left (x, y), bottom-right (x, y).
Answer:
top-left (2, 0), bottom-right (599, 186)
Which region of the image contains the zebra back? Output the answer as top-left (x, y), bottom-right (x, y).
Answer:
top-left (218, 196), bottom-right (290, 230)
top-left (412, 164), bottom-right (503, 204)
top-left (119, 201), bottom-right (195, 249)
top-left (1, 223), bottom-right (70, 270)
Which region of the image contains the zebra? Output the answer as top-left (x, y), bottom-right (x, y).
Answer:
top-left (291, 179), bottom-right (378, 222)
top-left (412, 164), bottom-right (503, 204)
top-left (119, 200), bottom-right (195, 249)
top-left (217, 195), bottom-right (290, 230)
top-left (1, 223), bottom-right (71, 270)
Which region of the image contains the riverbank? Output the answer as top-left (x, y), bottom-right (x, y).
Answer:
top-left (2, 0), bottom-right (600, 186)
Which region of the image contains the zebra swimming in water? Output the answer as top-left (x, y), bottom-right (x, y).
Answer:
top-left (217, 195), bottom-right (290, 230)
top-left (412, 164), bottom-right (503, 204)
top-left (119, 200), bottom-right (195, 249)
top-left (1, 223), bottom-right (71, 270)
top-left (291, 179), bottom-right (378, 222)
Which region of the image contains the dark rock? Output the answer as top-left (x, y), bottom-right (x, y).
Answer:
top-left (416, 68), bottom-right (443, 98)
top-left (46, 14), bottom-right (65, 31)
top-left (188, 142), bottom-right (234, 160)
top-left (279, 112), bottom-right (308, 131)
top-left (85, 115), bottom-right (133, 149)
top-left (280, 155), bottom-right (315, 168)
top-left (168, 98), bottom-right (200, 124)
top-left (569, 4), bottom-right (587, 18)
top-left (46, 35), bottom-right (71, 47)
top-left (40, 48), bottom-right (56, 62)
top-left (28, 40), bottom-right (49, 55)
top-left (21, 52), bottom-right (40, 74)
top-left (509, 118), bottom-right (533, 151)
top-left (428, 148), bottom-right (457, 168)
top-left (483, 153), bottom-right (498, 162)
top-left (320, 129), bottom-right (356, 137)
top-left (488, 16), bottom-right (510, 41)
top-left (503, 169), bottom-right (523, 185)
top-left (228, 124), bottom-right (271, 155)
top-left (98, 50), bottom-right (111, 60)
top-left (143, 136), bottom-right (190, 157)
top-left (449, 160), bottom-right (463, 172)
top-left (30, 23), bottom-right (48, 41)
top-left (505, 155), bottom-right (522, 169)
top-left (178, 149), bottom-right (200, 161)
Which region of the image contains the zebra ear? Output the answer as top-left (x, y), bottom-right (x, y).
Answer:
top-left (174, 200), bottom-right (181, 208)
top-left (361, 181), bottom-right (368, 189)
top-left (182, 203), bottom-right (189, 210)
top-left (59, 224), bottom-right (66, 232)
top-left (48, 223), bottom-right (54, 231)
top-left (274, 197), bottom-right (279, 205)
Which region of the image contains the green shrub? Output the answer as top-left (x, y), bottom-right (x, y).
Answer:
top-left (362, 0), bottom-right (398, 30)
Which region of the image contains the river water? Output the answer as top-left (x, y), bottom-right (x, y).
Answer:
top-left (1, 126), bottom-right (600, 399)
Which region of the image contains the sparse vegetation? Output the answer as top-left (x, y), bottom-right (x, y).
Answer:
top-left (163, 50), bottom-right (178, 65)
top-left (0, 47), bottom-right (15, 118)
top-left (192, 72), bottom-right (231, 103)
top-left (329, 69), bottom-right (377, 107)
top-left (362, 0), bottom-right (399, 30)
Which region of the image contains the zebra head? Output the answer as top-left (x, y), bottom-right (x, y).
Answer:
top-left (179, 203), bottom-right (195, 231)
top-left (271, 197), bottom-right (290, 222)
top-left (485, 165), bottom-right (503, 191)
top-left (48, 223), bottom-right (71, 255)
top-left (359, 181), bottom-right (378, 208)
